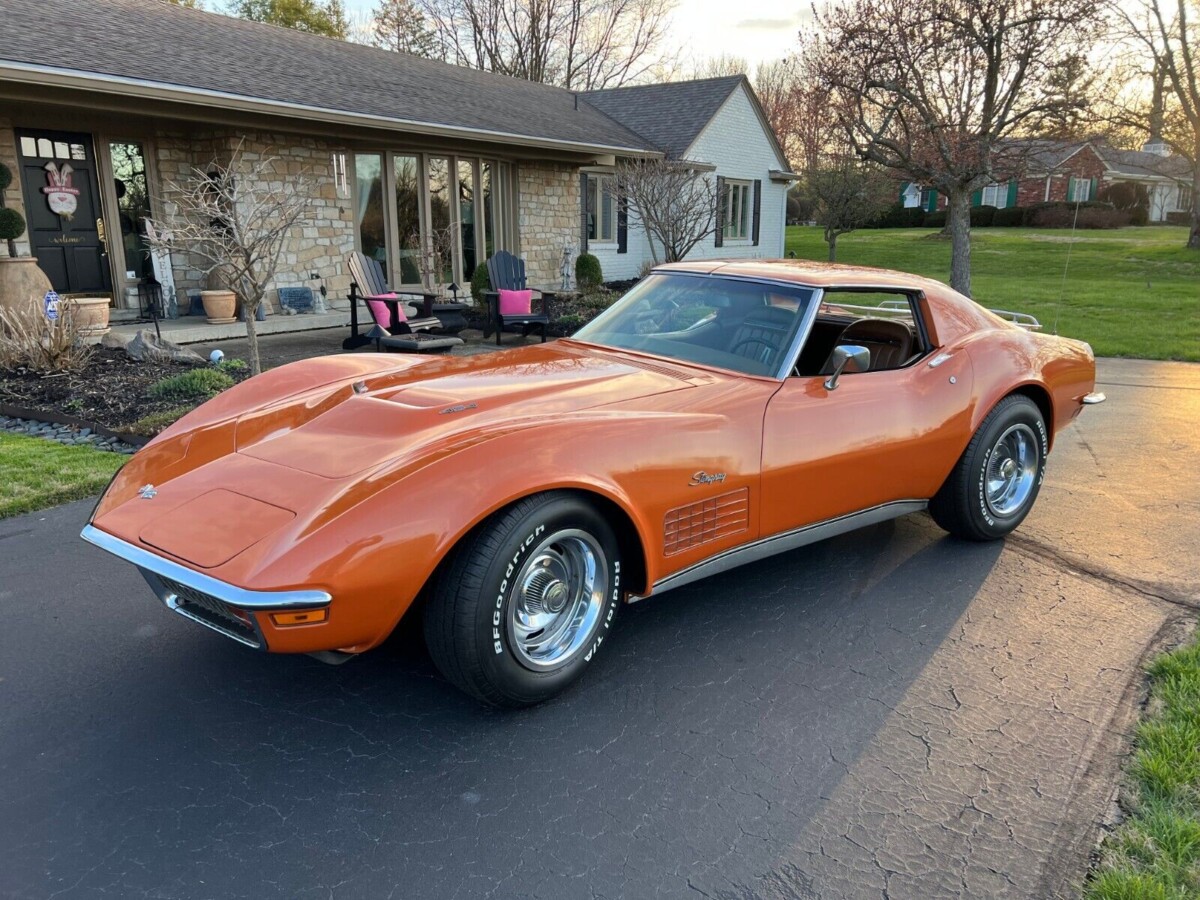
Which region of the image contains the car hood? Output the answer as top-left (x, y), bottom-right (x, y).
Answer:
top-left (234, 342), bottom-right (702, 478)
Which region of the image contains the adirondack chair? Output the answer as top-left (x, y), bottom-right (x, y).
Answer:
top-left (343, 252), bottom-right (452, 351)
top-left (484, 250), bottom-right (551, 346)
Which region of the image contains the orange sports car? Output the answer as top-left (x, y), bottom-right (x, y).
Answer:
top-left (82, 260), bottom-right (1103, 706)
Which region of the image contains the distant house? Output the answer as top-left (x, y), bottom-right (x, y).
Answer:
top-left (580, 77), bottom-right (796, 279)
top-left (900, 140), bottom-right (1193, 222)
top-left (0, 0), bottom-right (792, 323)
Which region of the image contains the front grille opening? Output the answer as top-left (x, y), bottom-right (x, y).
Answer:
top-left (159, 576), bottom-right (262, 648)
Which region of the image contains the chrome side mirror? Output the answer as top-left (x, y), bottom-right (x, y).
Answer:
top-left (824, 345), bottom-right (870, 391)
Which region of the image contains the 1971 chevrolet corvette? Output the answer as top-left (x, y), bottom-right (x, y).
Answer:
top-left (83, 260), bottom-right (1103, 706)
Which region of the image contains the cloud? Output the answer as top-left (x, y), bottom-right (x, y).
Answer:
top-left (734, 8), bottom-right (812, 31)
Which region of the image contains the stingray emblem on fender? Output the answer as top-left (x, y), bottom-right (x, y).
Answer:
top-left (439, 402), bottom-right (478, 415)
top-left (138, 484), bottom-right (157, 500)
top-left (689, 471), bottom-right (727, 487)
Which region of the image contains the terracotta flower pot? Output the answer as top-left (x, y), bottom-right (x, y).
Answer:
top-left (200, 289), bottom-right (238, 324)
top-left (65, 296), bottom-right (111, 337)
top-left (0, 257), bottom-right (53, 318)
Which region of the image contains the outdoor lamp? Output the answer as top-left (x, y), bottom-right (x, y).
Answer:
top-left (448, 282), bottom-right (461, 302)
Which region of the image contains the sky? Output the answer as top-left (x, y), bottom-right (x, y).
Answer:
top-left (341, 0), bottom-right (809, 72)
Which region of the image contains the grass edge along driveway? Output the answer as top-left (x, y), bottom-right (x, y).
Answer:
top-left (0, 431), bottom-right (125, 519)
top-left (1087, 636), bottom-right (1200, 899)
top-left (784, 226), bottom-right (1199, 362)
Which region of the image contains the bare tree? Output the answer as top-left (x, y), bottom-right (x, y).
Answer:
top-left (810, 0), bottom-right (1102, 296)
top-left (1109, 0), bottom-right (1200, 249)
top-left (807, 158), bottom-right (892, 261)
top-left (614, 159), bottom-right (718, 263)
top-left (146, 141), bottom-right (314, 375)
top-left (688, 54), bottom-right (748, 79)
top-left (416, 0), bottom-right (675, 89)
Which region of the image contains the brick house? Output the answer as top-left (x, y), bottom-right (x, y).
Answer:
top-left (0, 0), bottom-right (792, 324)
top-left (900, 140), bottom-right (1193, 221)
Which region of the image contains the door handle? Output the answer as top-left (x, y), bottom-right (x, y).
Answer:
top-left (96, 217), bottom-right (107, 247)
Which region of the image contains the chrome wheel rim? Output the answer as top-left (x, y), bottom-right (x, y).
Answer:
top-left (985, 424), bottom-right (1039, 517)
top-left (505, 529), bottom-right (608, 672)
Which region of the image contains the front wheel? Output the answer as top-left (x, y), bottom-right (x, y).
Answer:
top-left (928, 394), bottom-right (1048, 541)
top-left (424, 492), bottom-right (623, 707)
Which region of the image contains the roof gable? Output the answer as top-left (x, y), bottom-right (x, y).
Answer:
top-left (581, 76), bottom-right (744, 158)
top-left (0, 0), bottom-right (655, 155)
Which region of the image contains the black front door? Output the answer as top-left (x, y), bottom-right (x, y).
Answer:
top-left (15, 129), bottom-right (111, 296)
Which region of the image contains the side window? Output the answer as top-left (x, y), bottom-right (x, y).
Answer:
top-left (793, 291), bottom-right (927, 377)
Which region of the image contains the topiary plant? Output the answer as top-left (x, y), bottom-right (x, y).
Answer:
top-left (0, 207), bottom-right (25, 259)
top-left (0, 161), bottom-right (12, 195)
top-left (575, 252), bottom-right (602, 290)
top-left (470, 262), bottom-right (490, 304)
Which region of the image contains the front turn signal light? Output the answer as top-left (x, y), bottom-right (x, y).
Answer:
top-left (270, 609), bottom-right (329, 627)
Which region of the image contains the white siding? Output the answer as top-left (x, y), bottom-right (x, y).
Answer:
top-left (588, 83), bottom-right (789, 282)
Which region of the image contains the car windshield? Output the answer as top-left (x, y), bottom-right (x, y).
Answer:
top-left (571, 273), bottom-right (818, 377)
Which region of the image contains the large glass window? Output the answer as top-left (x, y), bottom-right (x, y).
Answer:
top-left (586, 175), bottom-right (616, 243)
top-left (980, 182), bottom-right (1008, 208)
top-left (355, 153), bottom-right (388, 268)
top-left (572, 273), bottom-right (815, 377)
top-left (723, 180), bottom-right (752, 240)
top-left (108, 141), bottom-right (153, 280)
top-left (393, 154), bottom-right (422, 284)
top-left (426, 157), bottom-right (454, 286)
top-left (1068, 176), bottom-right (1092, 202)
top-left (458, 159), bottom-right (477, 278)
top-left (481, 162), bottom-right (496, 261)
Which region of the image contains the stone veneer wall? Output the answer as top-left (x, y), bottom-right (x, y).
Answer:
top-left (517, 162), bottom-right (581, 288)
top-left (0, 117), bottom-right (32, 258)
top-left (154, 130), bottom-right (355, 308)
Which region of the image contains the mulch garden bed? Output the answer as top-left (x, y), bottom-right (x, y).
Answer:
top-left (0, 347), bottom-right (248, 433)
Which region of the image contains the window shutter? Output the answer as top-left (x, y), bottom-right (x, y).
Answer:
top-left (1089, 177), bottom-right (1098, 201)
top-left (579, 172), bottom-right (589, 252)
top-left (617, 193), bottom-right (628, 254)
top-left (1006, 179), bottom-right (1018, 208)
top-left (714, 176), bottom-right (725, 248)
top-left (752, 179), bottom-right (762, 246)
top-left (899, 181), bottom-right (909, 202)
top-left (971, 188), bottom-right (983, 207)
top-left (926, 190), bottom-right (938, 213)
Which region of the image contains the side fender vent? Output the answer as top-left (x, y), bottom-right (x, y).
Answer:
top-left (664, 488), bottom-right (749, 556)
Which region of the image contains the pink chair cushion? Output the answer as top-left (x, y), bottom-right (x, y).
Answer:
top-left (365, 296), bottom-right (406, 330)
top-left (498, 289), bottom-right (533, 316)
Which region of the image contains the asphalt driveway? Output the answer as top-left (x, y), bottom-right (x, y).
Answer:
top-left (1, 358), bottom-right (1197, 899)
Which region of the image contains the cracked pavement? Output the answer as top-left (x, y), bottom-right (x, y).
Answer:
top-left (2, 358), bottom-right (1197, 899)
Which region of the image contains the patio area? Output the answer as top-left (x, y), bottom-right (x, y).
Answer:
top-left (94, 308), bottom-right (352, 346)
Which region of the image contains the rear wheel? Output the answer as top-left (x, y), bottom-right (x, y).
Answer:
top-left (929, 395), bottom-right (1048, 541)
top-left (424, 492), bottom-right (623, 707)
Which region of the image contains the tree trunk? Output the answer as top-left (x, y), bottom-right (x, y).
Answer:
top-left (946, 189), bottom-right (973, 296)
top-left (827, 229), bottom-right (838, 261)
top-left (1189, 161), bottom-right (1199, 250)
top-left (242, 293), bottom-right (262, 376)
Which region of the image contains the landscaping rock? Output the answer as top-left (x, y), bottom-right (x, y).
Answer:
top-left (125, 330), bottom-right (205, 366)
top-left (100, 331), bottom-right (132, 351)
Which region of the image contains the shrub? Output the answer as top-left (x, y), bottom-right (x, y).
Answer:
top-left (0, 298), bottom-right (93, 373)
top-left (970, 205), bottom-right (997, 227)
top-left (575, 253), bottom-right (603, 289)
top-left (866, 203), bottom-right (925, 229)
top-left (216, 357), bottom-right (248, 374)
top-left (924, 210), bottom-right (947, 228)
top-left (1165, 211), bottom-right (1191, 226)
top-left (1099, 182), bottom-right (1149, 212)
top-left (0, 207), bottom-right (25, 257)
top-left (0, 162), bottom-right (11, 195)
top-left (555, 313), bottom-right (586, 332)
top-left (993, 206), bottom-right (1025, 227)
top-left (470, 262), bottom-right (490, 304)
top-left (578, 292), bottom-right (613, 310)
top-left (129, 406), bottom-right (192, 437)
top-left (1027, 201), bottom-right (1128, 229)
top-left (1128, 206), bottom-right (1150, 226)
top-left (1076, 207), bottom-right (1130, 229)
top-left (149, 368), bottom-right (234, 402)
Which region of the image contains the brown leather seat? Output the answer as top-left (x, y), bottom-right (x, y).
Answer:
top-left (821, 318), bottom-right (915, 374)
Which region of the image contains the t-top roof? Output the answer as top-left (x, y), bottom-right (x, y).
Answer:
top-left (0, 0), bottom-right (657, 156)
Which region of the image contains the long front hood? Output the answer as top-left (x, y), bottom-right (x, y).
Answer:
top-left (234, 342), bottom-right (699, 478)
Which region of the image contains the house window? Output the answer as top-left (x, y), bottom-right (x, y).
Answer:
top-left (1068, 176), bottom-right (1092, 202)
top-left (586, 175), bottom-right (616, 243)
top-left (355, 153), bottom-right (388, 270)
top-left (980, 182), bottom-right (1008, 208)
top-left (723, 179), bottom-right (752, 240)
top-left (919, 188), bottom-right (935, 211)
top-left (1177, 185), bottom-right (1193, 212)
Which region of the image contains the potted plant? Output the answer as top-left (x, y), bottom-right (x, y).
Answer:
top-left (0, 161), bottom-right (53, 317)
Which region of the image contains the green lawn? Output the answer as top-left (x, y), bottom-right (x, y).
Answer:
top-left (784, 226), bottom-right (1200, 361)
top-left (1087, 638), bottom-right (1200, 899)
top-left (0, 431), bottom-right (126, 519)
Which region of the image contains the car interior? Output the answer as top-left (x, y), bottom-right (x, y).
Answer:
top-left (576, 275), bottom-right (929, 379)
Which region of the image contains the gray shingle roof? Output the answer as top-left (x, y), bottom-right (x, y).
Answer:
top-left (581, 76), bottom-right (745, 158)
top-left (1094, 146), bottom-right (1191, 179)
top-left (0, 0), bottom-right (656, 155)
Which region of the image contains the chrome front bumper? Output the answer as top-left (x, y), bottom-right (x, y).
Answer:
top-left (81, 524), bottom-right (331, 650)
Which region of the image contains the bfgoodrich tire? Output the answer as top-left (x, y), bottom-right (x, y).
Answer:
top-left (929, 394), bottom-right (1048, 541)
top-left (424, 492), bottom-right (623, 707)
